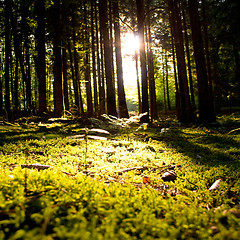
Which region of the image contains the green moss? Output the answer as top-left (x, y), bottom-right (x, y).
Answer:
top-left (0, 115), bottom-right (240, 239)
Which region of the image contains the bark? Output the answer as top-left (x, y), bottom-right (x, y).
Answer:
top-left (35, 0), bottom-right (47, 114)
top-left (182, 5), bottom-right (195, 110)
top-left (96, 2), bottom-right (106, 115)
top-left (146, 0), bottom-right (157, 120)
top-left (169, 0), bottom-right (194, 123)
top-left (4, 0), bottom-right (11, 119)
top-left (202, 0), bottom-right (214, 103)
top-left (188, 0), bottom-right (215, 123)
top-left (21, 0), bottom-right (32, 111)
top-left (53, 0), bottom-right (63, 116)
top-left (91, 0), bottom-right (98, 115)
top-left (84, 2), bottom-right (93, 116)
top-left (113, 0), bottom-right (129, 118)
top-left (0, 54), bottom-right (3, 115)
top-left (99, 0), bottom-right (117, 116)
top-left (136, 0), bottom-right (149, 123)
top-left (62, 48), bottom-right (69, 111)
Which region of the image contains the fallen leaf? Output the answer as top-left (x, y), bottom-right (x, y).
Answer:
top-left (143, 176), bottom-right (150, 184)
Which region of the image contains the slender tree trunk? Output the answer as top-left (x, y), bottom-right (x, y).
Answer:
top-left (99, 0), bottom-right (117, 116)
top-left (84, 2), bottom-right (93, 116)
top-left (68, 41), bottom-right (77, 108)
top-left (0, 54), bottom-right (4, 115)
top-left (4, 0), bottom-right (11, 119)
top-left (91, 0), bottom-right (98, 115)
top-left (96, 2), bottom-right (105, 115)
top-left (35, 0), bottom-right (47, 114)
top-left (99, 28), bottom-right (106, 114)
top-left (169, 0), bottom-right (194, 123)
top-left (188, 0), bottom-right (215, 123)
top-left (162, 54), bottom-right (167, 114)
top-left (13, 59), bottom-right (19, 113)
top-left (182, 6), bottom-right (195, 110)
top-left (136, 0), bottom-right (149, 123)
top-left (170, 24), bottom-right (180, 115)
top-left (202, 0), bottom-right (214, 110)
top-left (10, 9), bottom-right (28, 112)
top-left (165, 51), bottom-right (171, 111)
top-left (62, 48), bottom-right (69, 111)
top-left (21, 0), bottom-right (32, 112)
top-left (134, 35), bottom-right (142, 113)
top-left (113, 0), bottom-right (129, 118)
top-left (53, 0), bottom-right (63, 116)
top-left (146, 0), bottom-right (157, 120)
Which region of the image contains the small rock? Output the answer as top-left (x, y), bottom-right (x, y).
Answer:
top-left (162, 171), bottom-right (177, 181)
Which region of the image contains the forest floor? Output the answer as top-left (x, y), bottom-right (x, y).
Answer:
top-left (0, 113), bottom-right (240, 239)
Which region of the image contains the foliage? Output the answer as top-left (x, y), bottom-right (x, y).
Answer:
top-left (0, 114), bottom-right (240, 239)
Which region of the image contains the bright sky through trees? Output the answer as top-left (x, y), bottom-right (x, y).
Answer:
top-left (121, 32), bottom-right (140, 87)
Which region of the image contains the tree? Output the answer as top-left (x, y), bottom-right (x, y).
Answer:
top-left (168, 0), bottom-right (194, 123)
top-left (113, 0), bottom-right (129, 118)
top-left (52, 0), bottom-right (63, 116)
top-left (91, 0), bottom-right (98, 115)
top-left (136, 0), bottom-right (149, 123)
top-left (188, 0), bottom-right (215, 123)
top-left (4, 0), bottom-right (11, 119)
top-left (84, 2), bottom-right (93, 116)
top-left (35, 0), bottom-right (47, 114)
top-left (99, 0), bottom-right (117, 116)
top-left (146, 0), bottom-right (157, 120)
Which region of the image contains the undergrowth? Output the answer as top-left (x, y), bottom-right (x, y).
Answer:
top-left (0, 114), bottom-right (240, 239)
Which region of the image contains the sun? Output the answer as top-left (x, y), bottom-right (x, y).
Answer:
top-left (121, 32), bottom-right (140, 87)
top-left (121, 32), bottom-right (139, 56)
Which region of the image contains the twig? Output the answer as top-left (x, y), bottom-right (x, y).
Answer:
top-left (10, 163), bottom-right (72, 175)
top-left (227, 128), bottom-right (240, 134)
top-left (117, 166), bottom-right (148, 174)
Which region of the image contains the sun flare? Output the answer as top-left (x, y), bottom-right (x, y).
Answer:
top-left (122, 32), bottom-right (139, 56)
top-left (121, 32), bottom-right (140, 87)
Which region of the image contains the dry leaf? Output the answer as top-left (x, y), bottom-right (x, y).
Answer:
top-left (143, 176), bottom-right (150, 184)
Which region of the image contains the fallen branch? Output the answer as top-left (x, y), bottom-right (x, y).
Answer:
top-left (227, 128), bottom-right (240, 134)
top-left (116, 166), bottom-right (148, 174)
top-left (10, 163), bottom-right (71, 175)
top-left (158, 164), bottom-right (182, 174)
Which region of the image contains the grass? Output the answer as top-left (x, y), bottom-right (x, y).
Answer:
top-left (0, 114), bottom-right (240, 239)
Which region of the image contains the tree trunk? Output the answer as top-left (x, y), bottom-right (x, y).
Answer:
top-left (113, 0), bottom-right (129, 118)
top-left (146, 0), bottom-right (157, 120)
top-left (165, 51), bottom-right (171, 111)
top-left (21, 0), bottom-right (32, 112)
top-left (99, 0), bottom-right (117, 116)
top-left (62, 48), bottom-right (69, 111)
top-left (169, 0), bottom-right (194, 123)
top-left (188, 0), bottom-right (215, 123)
top-left (136, 0), bottom-right (149, 123)
top-left (96, 2), bottom-right (106, 115)
top-left (53, 0), bottom-right (63, 116)
top-left (13, 58), bottom-right (19, 113)
top-left (91, 0), bottom-right (98, 115)
top-left (0, 55), bottom-right (3, 115)
top-left (4, 0), bottom-right (11, 119)
top-left (84, 2), bottom-right (93, 116)
top-left (35, 0), bottom-right (47, 114)
top-left (182, 5), bottom-right (195, 110)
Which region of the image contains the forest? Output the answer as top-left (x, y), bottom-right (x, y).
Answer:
top-left (0, 0), bottom-right (240, 239)
top-left (0, 0), bottom-right (239, 123)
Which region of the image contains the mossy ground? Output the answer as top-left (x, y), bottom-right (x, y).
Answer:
top-left (0, 114), bottom-right (240, 239)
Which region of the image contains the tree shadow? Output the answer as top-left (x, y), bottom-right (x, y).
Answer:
top-left (154, 127), bottom-right (240, 167)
